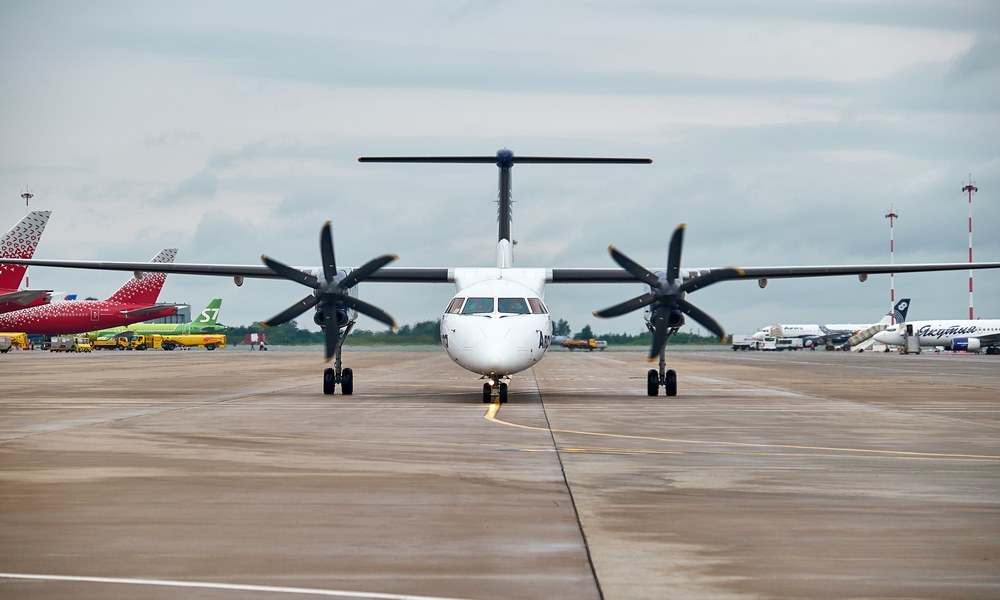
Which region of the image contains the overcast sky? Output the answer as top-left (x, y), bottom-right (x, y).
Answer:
top-left (2, 0), bottom-right (998, 338)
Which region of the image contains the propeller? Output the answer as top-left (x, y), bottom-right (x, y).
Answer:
top-left (260, 221), bottom-right (398, 361)
top-left (594, 224), bottom-right (742, 360)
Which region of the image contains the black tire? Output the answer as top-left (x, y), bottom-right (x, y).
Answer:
top-left (341, 368), bottom-right (354, 395)
top-left (498, 382), bottom-right (508, 404)
top-left (323, 367), bottom-right (336, 395)
top-left (482, 383), bottom-right (492, 403)
top-left (665, 369), bottom-right (678, 397)
top-left (647, 369), bottom-right (659, 396)
top-left (205, 344), bottom-right (216, 351)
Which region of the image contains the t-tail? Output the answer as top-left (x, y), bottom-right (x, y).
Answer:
top-left (0, 210), bottom-right (51, 289)
top-left (105, 248), bottom-right (178, 304)
top-left (358, 150), bottom-right (652, 267)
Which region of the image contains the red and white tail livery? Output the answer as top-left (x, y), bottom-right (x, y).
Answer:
top-left (0, 211), bottom-right (52, 313)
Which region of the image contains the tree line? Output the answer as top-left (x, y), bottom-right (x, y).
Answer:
top-left (221, 318), bottom-right (720, 346)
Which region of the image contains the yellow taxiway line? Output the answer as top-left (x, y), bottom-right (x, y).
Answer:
top-left (484, 399), bottom-right (1000, 462)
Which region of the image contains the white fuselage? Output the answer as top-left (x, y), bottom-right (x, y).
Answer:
top-left (873, 320), bottom-right (1000, 351)
top-left (439, 269), bottom-right (553, 380)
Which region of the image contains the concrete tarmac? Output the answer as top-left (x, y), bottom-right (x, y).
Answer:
top-left (1, 347), bottom-right (998, 599)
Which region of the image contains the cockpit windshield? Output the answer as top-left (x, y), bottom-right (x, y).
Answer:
top-left (461, 297), bottom-right (494, 314)
top-left (497, 298), bottom-right (530, 314)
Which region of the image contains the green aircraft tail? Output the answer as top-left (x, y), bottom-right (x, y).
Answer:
top-left (193, 299), bottom-right (223, 325)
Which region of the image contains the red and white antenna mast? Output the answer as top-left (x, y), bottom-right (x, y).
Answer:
top-left (20, 187), bottom-right (34, 288)
top-left (962, 176), bottom-right (977, 320)
top-left (885, 205), bottom-right (899, 323)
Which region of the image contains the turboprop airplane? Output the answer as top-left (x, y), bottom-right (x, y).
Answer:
top-left (0, 249), bottom-right (180, 335)
top-left (4, 150), bottom-right (1000, 400)
top-left (86, 298), bottom-right (225, 340)
top-left (873, 318), bottom-right (1000, 354)
top-left (751, 298), bottom-right (910, 348)
top-left (0, 210), bottom-right (52, 313)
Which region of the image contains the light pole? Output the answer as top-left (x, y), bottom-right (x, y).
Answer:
top-left (885, 205), bottom-right (898, 323)
top-left (962, 176), bottom-right (977, 320)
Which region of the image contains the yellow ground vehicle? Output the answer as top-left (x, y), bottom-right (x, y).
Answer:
top-left (561, 338), bottom-right (608, 351)
top-left (0, 332), bottom-right (29, 352)
top-left (160, 334), bottom-right (226, 351)
top-left (93, 335), bottom-right (129, 350)
top-left (49, 336), bottom-right (93, 353)
top-left (130, 334), bottom-right (164, 350)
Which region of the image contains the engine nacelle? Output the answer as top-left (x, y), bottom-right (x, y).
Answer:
top-left (950, 337), bottom-right (981, 352)
top-left (313, 306), bottom-right (351, 330)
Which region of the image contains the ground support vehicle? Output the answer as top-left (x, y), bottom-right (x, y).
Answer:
top-left (161, 334), bottom-right (226, 351)
top-left (49, 336), bottom-right (93, 353)
top-left (561, 338), bottom-right (607, 351)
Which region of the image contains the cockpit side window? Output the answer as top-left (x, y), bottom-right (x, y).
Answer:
top-left (527, 298), bottom-right (548, 314)
top-left (497, 297), bottom-right (530, 314)
top-left (461, 297), bottom-right (494, 314)
top-left (446, 297), bottom-right (465, 314)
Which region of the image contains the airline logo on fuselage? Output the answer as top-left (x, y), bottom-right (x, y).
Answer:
top-left (918, 324), bottom-right (977, 339)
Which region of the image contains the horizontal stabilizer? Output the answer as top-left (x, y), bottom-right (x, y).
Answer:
top-left (0, 288), bottom-right (51, 306)
top-left (119, 304), bottom-right (182, 318)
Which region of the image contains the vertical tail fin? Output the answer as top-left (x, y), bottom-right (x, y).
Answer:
top-left (0, 211), bottom-right (51, 289)
top-left (192, 298), bottom-right (223, 324)
top-left (106, 249), bottom-right (178, 304)
top-left (893, 298), bottom-right (910, 324)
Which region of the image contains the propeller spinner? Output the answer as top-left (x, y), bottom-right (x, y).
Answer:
top-left (260, 221), bottom-right (398, 361)
top-left (594, 224), bottom-right (740, 359)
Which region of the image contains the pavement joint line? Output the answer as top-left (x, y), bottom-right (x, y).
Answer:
top-left (0, 573), bottom-right (470, 600)
top-left (530, 369), bottom-right (605, 600)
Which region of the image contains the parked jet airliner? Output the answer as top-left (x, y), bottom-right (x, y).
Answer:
top-left (4, 150), bottom-right (1000, 400)
top-left (0, 210), bottom-right (52, 313)
top-left (0, 249), bottom-right (180, 334)
top-left (751, 298), bottom-right (910, 348)
top-left (86, 298), bottom-right (225, 340)
top-left (873, 319), bottom-right (1000, 354)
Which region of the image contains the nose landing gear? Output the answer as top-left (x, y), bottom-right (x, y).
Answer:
top-left (482, 379), bottom-right (510, 403)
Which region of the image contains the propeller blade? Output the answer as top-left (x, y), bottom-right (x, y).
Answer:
top-left (339, 254), bottom-right (398, 289)
top-left (678, 298), bottom-right (726, 340)
top-left (337, 294), bottom-right (398, 330)
top-left (262, 255), bottom-right (320, 289)
top-left (323, 303), bottom-right (339, 361)
top-left (320, 221), bottom-right (337, 283)
top-left (609, 246), bottom-right (661, 287)
top-left (648, 310), bottom-right (671, 360)
top-left (667, 224), bottom-right (685, 283)
top-left (679, 267), bottom-right (745, 294)
top-left (593, 292), bottom-right (657, 318)
top-left (261, 294), bottom-right (319, 328)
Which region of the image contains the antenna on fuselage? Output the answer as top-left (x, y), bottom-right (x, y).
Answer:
top-left (358, 150), bottom-right (652, 245)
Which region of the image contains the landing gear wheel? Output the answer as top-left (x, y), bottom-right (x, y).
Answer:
top-left (498, 382), bottom-right (509, 404)
top-left (323, 367), bottom-right (336, 395)
top-left (482, 383), bottom-right (492, 403)
top-left (341, 368), bottom-right (354, 395)
top-left (665, 369), bottom-right (677, 397)
top-left (647, 369), bottom-right (659, 396)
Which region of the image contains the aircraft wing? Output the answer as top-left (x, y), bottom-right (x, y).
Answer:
top-left (0, 258), bottom-right (453, 283)
top-left (0, 288), bottom-right (52, 306)
top-left (4, 258), bottom-right (1000, 284)
top-left (550, 262), bottom-right (1000, 283)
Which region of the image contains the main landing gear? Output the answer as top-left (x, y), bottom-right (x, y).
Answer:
top-left (647, 349), bottom-right (677, 397)
top-left (323, 324), bottom-right (355, 395)
top-left (482, 379), bottom-right (509, 403)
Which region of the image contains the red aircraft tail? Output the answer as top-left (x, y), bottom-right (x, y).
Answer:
top-left (0, 211), bottom-right (51, 289)
top-left (106, 248), bottom-right (178, 304)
